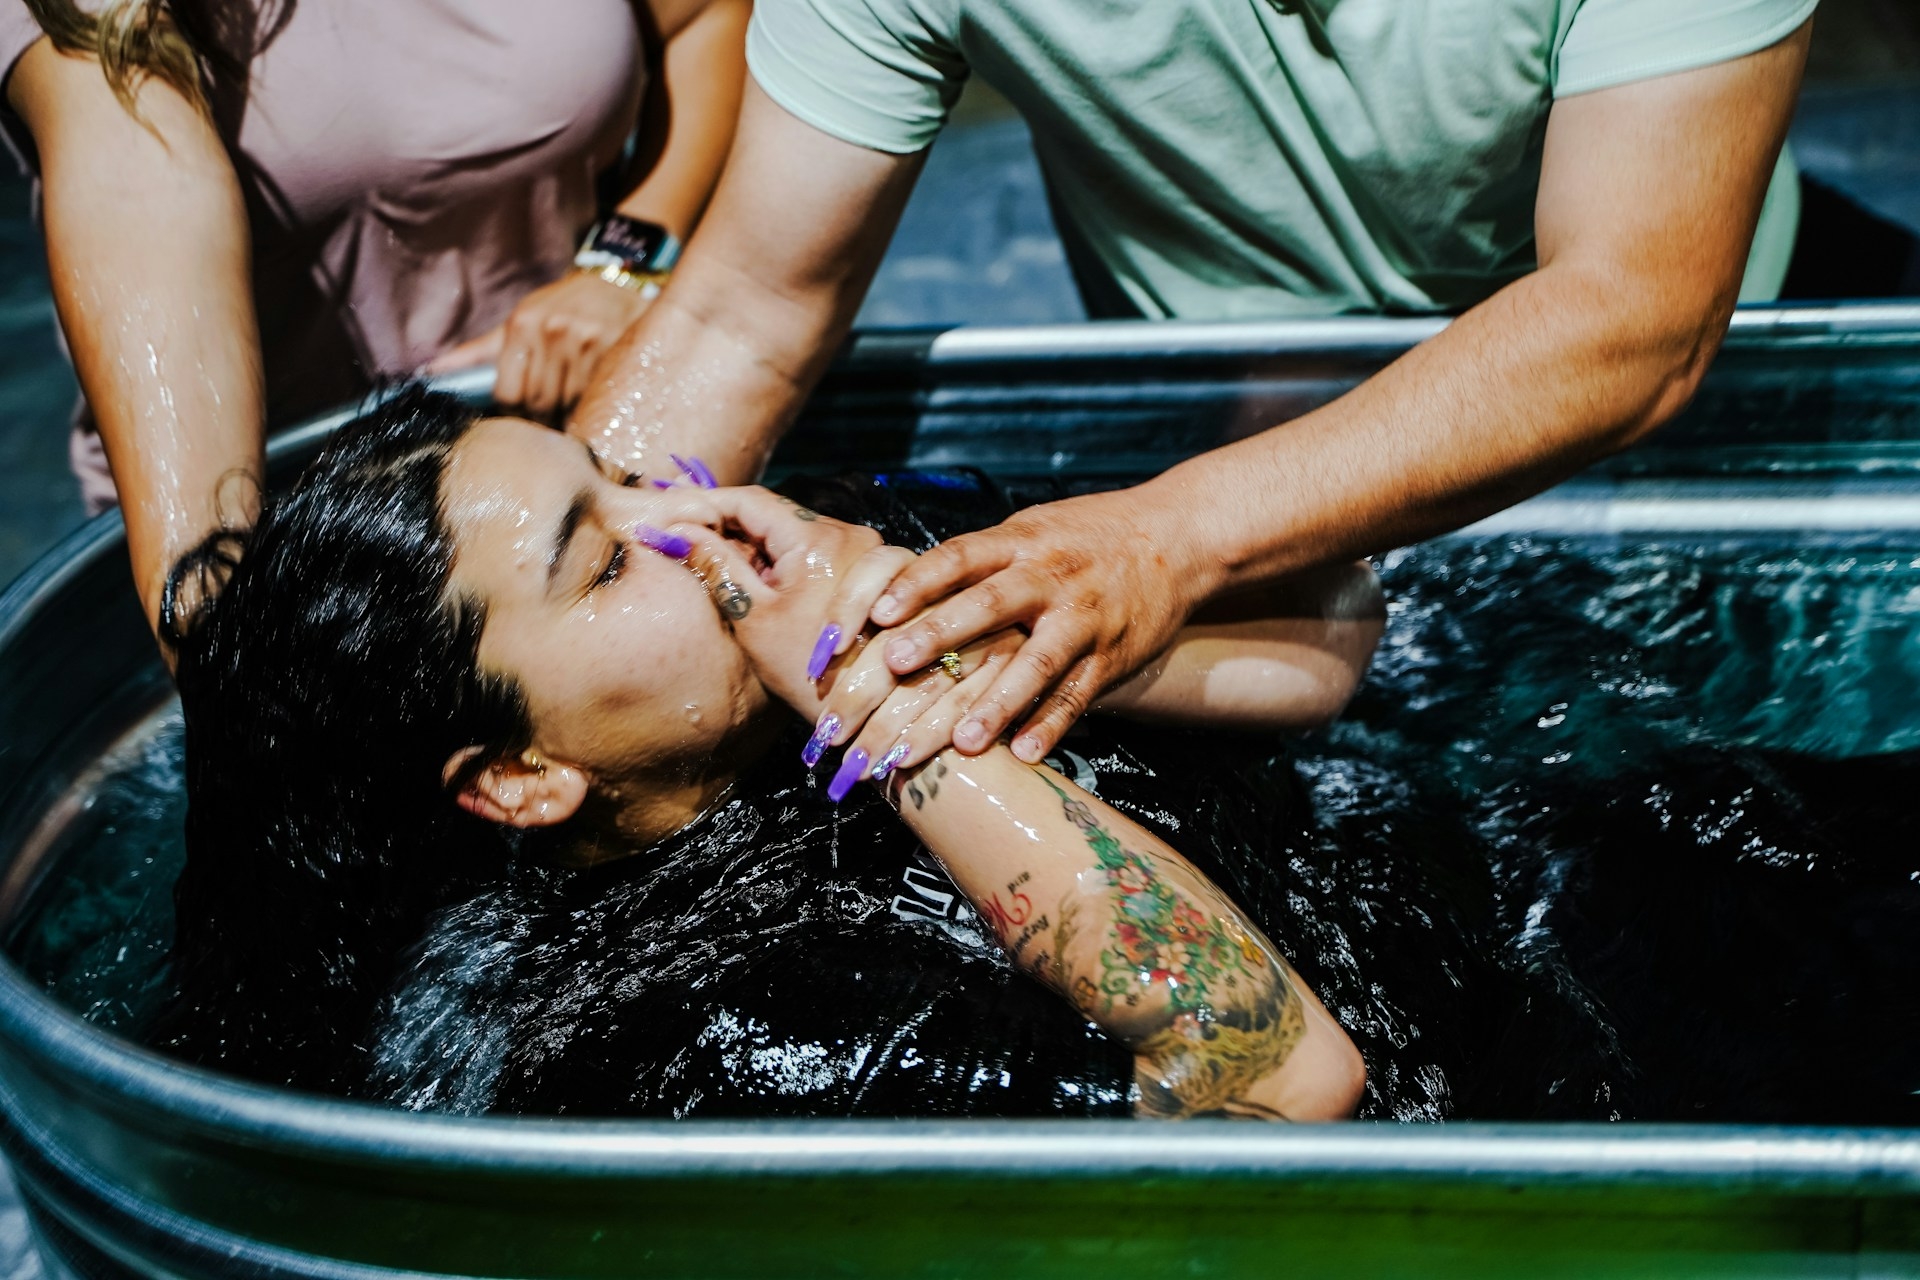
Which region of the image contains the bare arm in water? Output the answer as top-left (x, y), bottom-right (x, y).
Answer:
top-left (888, 739), bottom-right (1363, 1119)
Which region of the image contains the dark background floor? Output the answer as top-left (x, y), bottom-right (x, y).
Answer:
top-left (0, 4), bottom-right (1915, 1273)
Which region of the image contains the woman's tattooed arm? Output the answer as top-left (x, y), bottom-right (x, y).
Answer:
top-left (887, 749), bottom-right (1336, 1120)
top-left (1029, 773), bottom-right (1305, 1118)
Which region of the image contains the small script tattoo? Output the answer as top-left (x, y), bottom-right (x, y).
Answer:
top-left (977, 870), bottom-right (1033, 937)
top-left (988, 872), bottom-right (1053, 959)
top-left (778, 497), bottom-right (821, 522)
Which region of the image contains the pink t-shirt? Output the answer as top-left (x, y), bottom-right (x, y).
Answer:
top-left (0, 0), bottom-right (645, 424)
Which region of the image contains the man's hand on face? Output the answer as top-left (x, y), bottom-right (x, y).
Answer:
top-left (666, 485), bottom-right (1026, 791)
top-left (866, 484), bottom-right (1222, 763)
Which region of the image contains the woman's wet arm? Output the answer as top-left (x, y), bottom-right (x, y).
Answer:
top-left (883, 745), bottom-right (1364, 1119)
top-left (617, 0), bottom-right (751, 243)
top-left (10, 38), bottom-right (263, 642)
top-left (1090, 561), bottom-right (1385, 733)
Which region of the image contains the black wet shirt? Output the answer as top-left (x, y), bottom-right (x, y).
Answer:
top-left (366, 719), bottom-right (1318, 1118)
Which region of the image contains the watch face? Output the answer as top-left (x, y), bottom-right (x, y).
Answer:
top-left (594, 216), bottom-right (669, 267)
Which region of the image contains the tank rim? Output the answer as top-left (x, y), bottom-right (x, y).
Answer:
top-left (4, 332), bottom-right (1920, 1190)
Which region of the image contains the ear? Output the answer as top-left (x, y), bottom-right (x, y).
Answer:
top-left (441, 746), bottom-right (590, 828)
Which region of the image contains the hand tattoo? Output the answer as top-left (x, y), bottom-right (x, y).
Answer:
top-left (1036, 773), bottom-right (1305, 1119)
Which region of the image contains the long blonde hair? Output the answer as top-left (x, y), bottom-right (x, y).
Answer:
top-left (23, 0), bottom-right (207, 113)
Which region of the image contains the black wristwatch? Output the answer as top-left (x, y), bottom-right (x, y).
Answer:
top-left (575, 214), bottom-right (681, 277)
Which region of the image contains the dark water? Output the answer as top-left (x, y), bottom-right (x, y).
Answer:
top-left (12, 532), bottom-right (1920, 1124)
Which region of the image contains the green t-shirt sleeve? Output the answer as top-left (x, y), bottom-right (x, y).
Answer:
top-left (1555, 0), bottom-right (1818, 97)
top-left (746, 0), bottom-right (968, 155)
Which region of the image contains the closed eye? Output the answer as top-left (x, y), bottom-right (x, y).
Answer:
top-left (585, 444), bottom-right (642, 488)
top-left (591, 541), bottom-right (627, 590)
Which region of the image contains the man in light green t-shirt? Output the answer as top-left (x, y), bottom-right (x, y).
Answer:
top-left (571, 0), bottom-right (1816, 762)
top-left (748, 0), bottom-right (1811, 317)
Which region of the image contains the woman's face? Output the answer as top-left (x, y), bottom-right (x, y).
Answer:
top-left (438, 417), bottom-right (768, 791)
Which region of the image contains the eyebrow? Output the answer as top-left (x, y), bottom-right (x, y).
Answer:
top-left (546, 489), bottom-right (593, 591)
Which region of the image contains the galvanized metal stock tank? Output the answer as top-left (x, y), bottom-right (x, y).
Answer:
top-left (2, 311), bottom-right (1920, 1277)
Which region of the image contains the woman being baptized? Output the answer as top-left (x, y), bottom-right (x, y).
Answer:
top-left (160, 387), bottom-right (1388, 1120)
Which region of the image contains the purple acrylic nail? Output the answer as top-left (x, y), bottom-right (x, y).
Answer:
top-left (870, 744), bottom-right (909, 781)
top-left (649, 478), bottom-right (676, 490)
top-left (671, 453), bottom-right (718, 490)
top-left (828, 748), bottom-right (870, 803)
top-left (634, 523), bottom-right (692, 559)
top-left (801, 713), bottom-right (839, 768)
top-left (806, 623), bottom-right (842, 682)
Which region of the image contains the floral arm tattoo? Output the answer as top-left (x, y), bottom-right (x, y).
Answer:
top-left (1029, 772), bottom-right (1306, 1119)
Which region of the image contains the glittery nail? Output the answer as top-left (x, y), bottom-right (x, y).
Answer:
top-left (806, 623), bottom-right (842, 682)
top-left (671, 453), bottom-right (718, 489)
top-left (801, 713), bottom-right (839, 768)
top-left (828, 748), bottom-right (870, 803)
top-left (634, 524), bottom-right (692, 559)
top-left (870, 744), bottom-right (909, 781)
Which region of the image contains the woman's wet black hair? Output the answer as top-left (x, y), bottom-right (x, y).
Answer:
top-left (158, 385), bottom-right (533, 1091)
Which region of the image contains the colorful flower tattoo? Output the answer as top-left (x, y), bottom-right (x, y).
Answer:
top-left (1038, 772), bottom-right (1306, 1118)
top-left (1042, 774), bottom-right (1259, 1013)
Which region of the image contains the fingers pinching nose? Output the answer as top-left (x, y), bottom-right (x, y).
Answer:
top-left (634, 524), bottom-right (692, 558)
top-left (806, 624), bottom-right (841, 682)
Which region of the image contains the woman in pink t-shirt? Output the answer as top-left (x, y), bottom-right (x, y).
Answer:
top-left (0, 0), bottom-right (747, 640)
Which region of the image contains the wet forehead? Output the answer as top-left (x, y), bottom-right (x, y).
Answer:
top-left (442, 418), bottom-right (587, 602)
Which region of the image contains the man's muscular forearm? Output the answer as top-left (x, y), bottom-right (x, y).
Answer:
top-left (567, 284), bottom-right (806, 485)
top-left (567, 82), bottom-right (925, 483)
top-left (1159, 25), bottom-right (1811, 594)
top-left (1156, 258), bottom-right (1719, 594)
top-left (862, 23), bottom-right (1812, 765)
